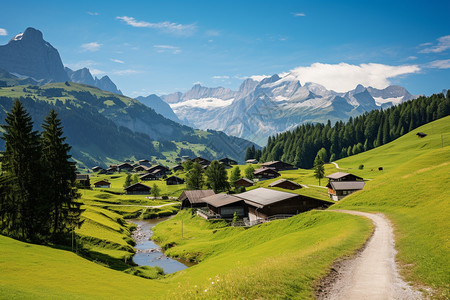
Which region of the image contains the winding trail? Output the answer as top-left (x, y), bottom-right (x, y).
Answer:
top-left (319, 210), bottom-right (422, 300)
top-left (331, 162), bottom-right (340, 169)
top-left (97, 202), bottom-right (178, 208)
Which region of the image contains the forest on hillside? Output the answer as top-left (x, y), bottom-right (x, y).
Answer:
top-left (249, 91), bottom-right (450, 169)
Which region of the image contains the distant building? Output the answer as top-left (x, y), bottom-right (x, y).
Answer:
top-left (76, 174), bottom-right (90, 188)
top-left (246, 159), bottom-right (258, 164)
top-left (234, 178), bottom-right (254, 188)
top-left (124, 183), bottom-right (151, 195)
top-left (91, 166), bottom-right (105, 173)
top-left (134, 165), bottom-right (150, 172)
top-left (140, 173), bottom-right (158, 181)
top-left (165, 176), bottom-right (185, 185)
top-left (219, 158), bottom-right (238, 165)
top-left (193, 157), bottom-right (211, 166)
top-left (93, 180), bottom-right (111, 188)
top-left (268, 179), bottom-right (302, 190)
top-left (171, 164), bottom-right (184, 172)
top-left (416, 132), bottom-right (427, 138)
top-left (202, 194), bottom-right (247, 218)
top-left (326, 172), bottom-right (365, 201)
top-left (253, 167), bottom-right (280, 179)
top-left (117, 163), bottom-right (134, 172)
top-left (260, 161), bottom-right (296, 171)
top-left (179, 190), bottom-right (215, 208)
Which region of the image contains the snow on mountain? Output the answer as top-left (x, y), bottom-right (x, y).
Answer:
top-left (160, 76), bottom-right (418, 145)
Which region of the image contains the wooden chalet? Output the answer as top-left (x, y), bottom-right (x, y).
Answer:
top-left (117, 163), bottom-right (134, 172)
top-left (134, 165), bottom-right (150, 172)
top-left (246, 159), bottom-right (258, 164)
top-left (326, 172), bottom-right (365, 201)
top-left (234, 178), bottom-right (254, 188)
top-left (147, 165), bottom-right (169, 173)
top-left (219, 158), bottom-right (238, 165)
top-left (124, 183), bottom-right (151, 195)
top-left (202, 194), bottom-right (247, 218)
top-left (165, 176), bottom-right (185, 185)
top-left (171, 164), bottom-right (184, 172)
top-left (260, 161), bottom-right (296, 171)
top-left (268, 179), bottom-right (302, 190)
top-left (236, 188), bottom-right (330, 221)
top-left (76, 174), bottom-right (90, 188)
top-left (151, 168), bottom-right (168, 178)
top-left (193, 157), bottom-right (211, 166)
top-left (93, 180), bottom-right (111, 188)
top-left (140, 173), bottom-right (158, 181)
top-left (416, 132), bottom-right (427, 138)
top-left (253, 167), bottom-right (280, 180)
top-left (92, 166), bottom-right (105, 173)
top-left (138, 159), bottom-right (151, 165)
top-left (179, 190), bottom-right (215, 208)
top-left (106, 167), bottom-right (116, 174)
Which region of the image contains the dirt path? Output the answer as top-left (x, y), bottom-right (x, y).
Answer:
top-left (331, 162), bottom-right (340, 169)
top-left (101, 202), bottom-right (178, 208)
top-left (318, 210), bottom-right (422, 300)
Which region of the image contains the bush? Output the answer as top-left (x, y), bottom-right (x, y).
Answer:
top-left (358, 164), bottom-right (364, 170)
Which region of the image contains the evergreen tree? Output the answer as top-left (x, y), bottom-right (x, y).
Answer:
top-left (313, 155), bottom-right (325, 185)
top-left (41, 109), bottom-right (80, 237)
top-left (123, 174), bottom-right (132, 187)
top-left (0, 100), bottom-right (45, 240)
top-left (230, 166), bottom-right (241, 187)
top-left (182, 160), bottom-right (194, 172)
top-left (151, 184), bottom-right (160, 197)
top-left (244, 147), bottom-right (252, 161)
top-left (205, 160), bottom-right (230, 192)
top-left (185, 162), bottom-right (204, 189)
top-left (131, 174), bottom-right (139, 184)
top-left (244, 164), bottom-right (255, 180)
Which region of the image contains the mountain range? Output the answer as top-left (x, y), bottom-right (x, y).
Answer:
top-left (160, 75), bottom-right (417, 145)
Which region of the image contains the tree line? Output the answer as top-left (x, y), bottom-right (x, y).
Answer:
top-left (247, 91), bottom-right (450, 169)
top-left (0, 100), bottom-right (81, 243)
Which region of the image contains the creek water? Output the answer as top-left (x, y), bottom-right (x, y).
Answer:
top-left (129, 217), bottom-right (195, 274)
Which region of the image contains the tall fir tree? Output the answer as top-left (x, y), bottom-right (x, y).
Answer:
top-left (185, 162), bottom-right (204, 190)
top-left (0, 100), bottom-right (46, 240)
top-left (313, 155), bottom-right (325, 186)
top-left (205, 160), bottom-right (230, 192)
top-left (230, 166), bottom-right (241, 188)
top-left (41, 109), bottom-right (80, 237)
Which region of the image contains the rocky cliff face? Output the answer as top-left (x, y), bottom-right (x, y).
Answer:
top-left (65, 67), bottom-right (123, 95)
top-left (0, 27), bottom-right (69, 82)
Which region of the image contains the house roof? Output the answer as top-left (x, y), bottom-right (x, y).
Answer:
top-left (235, 188), bottom-right (299, 208)
top-left (179, 190), bottom-right (215, 204)
top-left (165, 176), bottom-right (184, 182)
top-left (268, 179), bottom-right (301, 188)
top-left (140, 173), bottom-right (157, 179)
top-left (327, 181), bottom-right (365, 191)
top-left (202, 194), bottom-right (243, 208)
top-left (93, 180), bottom-right (110, 186)
top-left (235, 178), bottom-right (254, 184)
top-left (246, 159), bottom-right (258, 163)
top-left (124, 183), bottom-right (151, 191)
top-left (219, 158), bottom-right (237, 164)
top-left (118, 163), bottom-right (133, 168)
top-left (254, 167), bottom-right (280, 175)
top-left (326, 172), bottom-right (363, 180)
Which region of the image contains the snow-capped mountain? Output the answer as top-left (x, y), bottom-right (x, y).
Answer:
top-left (161, 75), bottom-right (417, 145)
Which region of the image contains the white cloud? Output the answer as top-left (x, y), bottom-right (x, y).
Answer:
top-left (406, 56), bottom-right (417, 60)
top-left (112, 69), bottom-right (143, 76)
top-left (419, 35), bottom-right (450, 53)
top-left (111, 59), bottom-right (124, 64)
top-left (293, 13), bottom-right (306, 17)
top-left (153, 45), bottom-right (181, 54)
top-left (90, 68), bottom-right (106, 76)
top-left (212, 75), bottom-right (230, 79)
top-left (426, 59), bottom-right (450, 69)
top-left (116, 16), bottom-right (196, 36)
top-left (87, 11), bottom-right (99, 16)
top-left (0, 28), bottom-right (7, 36)
top-left (284, 62), bottom-right (420, 92)
top-left (81, 42), bottom-right (101, 52)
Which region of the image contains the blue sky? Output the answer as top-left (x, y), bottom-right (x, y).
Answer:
top-left (0, 0), bottom-right (449, 97)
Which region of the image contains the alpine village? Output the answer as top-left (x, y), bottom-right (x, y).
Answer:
top-left (0, 2), bottom-right (449, 299)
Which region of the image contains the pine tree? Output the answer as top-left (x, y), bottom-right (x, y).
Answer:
top-left (131, 174), bottom-right (139, 184)
top-left (313, 155), bottom-right (325, 186)
top-left (205, 160), bottom-right (230, 192)
top-left (123, 174), bottom-right (132, 188)
top-left (245, 147), bottom-right (252, 161)
top-left (185, 162), bottom-right (204, 189)
top-left (0, 100), bottom-right (45, 240)
top-left (230, 166), bottom-right (241, 187)
top-left (41, 109), bottom-right (80, 237)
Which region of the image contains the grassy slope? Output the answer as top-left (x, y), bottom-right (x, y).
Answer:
top-left (332, 116), bottom-right (450, 297)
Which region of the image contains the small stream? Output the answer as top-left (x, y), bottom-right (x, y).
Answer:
top-left (129, 217), bottom-right (195, 274)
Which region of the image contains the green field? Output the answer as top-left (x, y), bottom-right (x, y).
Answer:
top-left (0, 116), bottom-right (448, 298)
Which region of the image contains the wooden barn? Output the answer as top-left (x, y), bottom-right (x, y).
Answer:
top-left (92, 166), bottom-right (105, 173)
top-left (253, 167), bottom-right (280, 180)
top-left (171, 164), bottom-right (184, 172)
top-left (219, 158), bottom-right (238, 165)
top-left (193, 157), bottom-right (211, 166)
top-left (202, 194), bottom-right (247, 218)
top-left (234, 178), bottom-right (254, 188)
top-left (246, 159), bottom-right (258, 164)
top-left (124, 183), bottom-right (151, 195)
top-left (268, 179), bottom-right (302, 190)
top-left (236, 188), bottom-right (330, 221)
top-left (76, 174), bottom-right (90, 188)
top-left (326, 172), bottom-right (363, 182)
top-left (134, 165), bottom-right (150, 172)
top-left (165, 176), bottom-right (185, 185)
top-left (179, 190), bottom-right (215, 208)
top-left (93, 180), bottom-right (111, 188)
top-left (140, 173), bottom-right (157, 181)
top-left (325, 172), bottom-right (365, 201)
top-left (260, 161), bottom-right (296, 171)
top-left (117, 163), bottom-right (134, 172)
